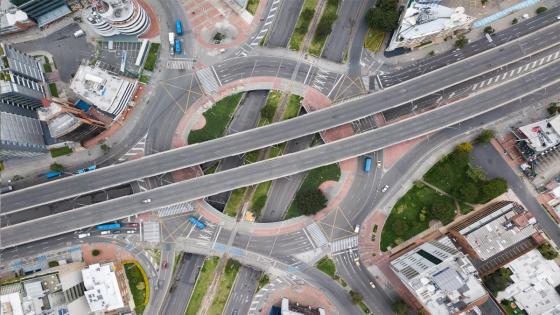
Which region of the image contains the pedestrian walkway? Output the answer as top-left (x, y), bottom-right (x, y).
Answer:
top-left (196, 67), bottom-right (221, 95)
top-left (157, 202), bottom-right (194, 217)
top-left (164, 58), bottom-right (195, 70)
top-left (306, 223), bottom-right (328, 248)
top-left (330, 235), bottom-right (358, 253)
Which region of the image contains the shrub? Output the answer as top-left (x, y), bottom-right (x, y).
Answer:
top-left (48, 261), bottom-right (59, 268)
top-left (365, 0), bottom-right (399, 33)
top-left (455, 35), bottom-right (469, 48)
top-left (50, 163), bottom-right (65, 172)
top-left (459, 182), bottom-right (479, 203)
top-left (294, 189), bottom-right (327, 215)
top-left (512, 18), bottom-right (518, 25)
top-left (475, 129), bottom-right (495, 144)
top-left (538, 242), bottom-right (558, 260)
top-left (547, 103), bottom-right (558, 116)
top-left (92, 249), bottom-right (101, 256)
top-left (392, 299), bottom-right (409, 315)
top-left (100, 143), bottom-right (111, 153)
top-left (456, 142), bottom-right (473, 153)
top-left (349, 290), bottom-right (363, 304)
top-left (483, 26), bottom-right (495, 34)
top-left (536, 6), bottom-right (547, 14)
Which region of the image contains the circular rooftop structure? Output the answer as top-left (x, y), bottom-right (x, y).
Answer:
top-left (85, 0), bottom-right (150, 37)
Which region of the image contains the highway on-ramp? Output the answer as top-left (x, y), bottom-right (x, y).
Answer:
top-left (2, 24), bottom-right (559, 215)
top-left (2, 59), bottom-right (559, 248)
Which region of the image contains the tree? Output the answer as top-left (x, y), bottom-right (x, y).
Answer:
top-left (392, 299), bottom-right (409, 315)
top-left (349, 290), bottom-right (363, 304)
top-left (50, 163), bottom-right (65, 173)
top-left (100, 143), bottom-right (111, 153)
top-left (459, 182), bottom-right (480, 203)
top-left (537, 242), bottom-right (558, 260)
top-left (536, 6), bottom-right (547, 14)
top-left (92, 249), bottom-right (101, 257)
top-left (512, 18), bottom-right (518, 25)
top-left (456, 142), bottom-right (473, 153)
top-left (294, 189), bottom-right (328, 215)
top-left (481, 178), bottom-right (508, 202)
top-left (547, 103), bottom-right (558, 117)
top-left (428, 50), bottom-right (436, 57)
top-left (455, 35), bottom-right (469, 48)
top-left (475, 129), bottom-right (495, 144)
top-left (466, 165), bottom-right (486, 182)
top-left (483, 26), bottom-right (495, 34)
top-left (483, 268), bottom-right (513, 296)
top-left (365, 0), bottom-right (399, 33)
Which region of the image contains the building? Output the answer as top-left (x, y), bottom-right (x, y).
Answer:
top-left (387, 0), bottom-right (475, 51)
top-left (70, 64), bottom-right (137, 120)
top-left (81, 263), bottom-right (125, 312)
top-left (497, 249), bottom-right (560, 315)
top-left (0, 2), bottom-right (35, 35)
top-left (38, 98), bottom-right (109, 143)
top-left (513, 115), bottom-right (560, 162)
top-left (0, 43), bottom-right (51, 160)
top-left (84, 0), bottom-right (150, 37)
top-left (280, 298), bottom-right (325, 315)
top-left (390, 238), bottom-right (488, 315)
top-left (9, 0), bottom-right (72, 28)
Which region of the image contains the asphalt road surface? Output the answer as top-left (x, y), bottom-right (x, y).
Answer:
top-left (161, 253), bottom-right (204, 315)
top-left (223, 266), bottom-right (261, 315)
top-left (321, 0), bottom-right (365, 62)
top-left (2, 61), bottom-right (559, 247)
top-left (4, 24), bottom-right (557, 215)
top-left (265, 0), bottom-right (304, 48)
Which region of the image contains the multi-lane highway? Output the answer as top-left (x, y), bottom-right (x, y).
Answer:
top-left (2, 58), bottom-right (559, 248)
top-left (3, 24), bottom-right (559, 216)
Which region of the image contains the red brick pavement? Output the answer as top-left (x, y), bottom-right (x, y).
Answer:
top-left (383, 135), bottom-right (426, 170)
top-left (82, 243), bottom-right (134, 265)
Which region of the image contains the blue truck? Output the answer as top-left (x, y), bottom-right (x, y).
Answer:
top-left (175, 19), bottom-right (183, 35)
top-left (188, 216), bottom-right (206, 229)
top-left (175, 39), bottom-right (182, 54)
top-left (96, 223), bottom-right (121, 231)
top-left (363, 156), bottom-right (372, 172)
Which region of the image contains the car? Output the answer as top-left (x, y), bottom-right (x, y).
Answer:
top-left (113, 230), bottom-right (122, 234)
top-left (78, 233), bottom-right (90, 239)
top-left (141, 198), bottom-right (152, 204)
top-left (369, 281), bottom-right (376, 288)
top-left (377, 160), bottom-right (382, 168)
top-left (355, 260), bottom-right (360, 266)
top-left (100, 231), bottom-right (111, 235)
top-left (354, 224), bottom-right (360, 233)
top-left (125, 223), bottom-right (139, 227)
top-left (126, 230), bottom-right (135, 234)
top-left (557, 15), bottom-right (560, 20)
top-left (381, 185), bottom-right (389, 192)
top-left (162, 261), bottom-right (168, 269)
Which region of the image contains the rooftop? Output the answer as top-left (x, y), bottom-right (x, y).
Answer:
top-left (458, 202), bottom-right (539, 260)
top-left (497, 249), bottom-right (560, 315)
top-left (81, 263), bottom-right (124, 312)
top-left (516, 115), bottom-right (560, 153)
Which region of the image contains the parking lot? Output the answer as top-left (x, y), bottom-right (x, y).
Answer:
top-left (98, 40), bottom-right (144, 76)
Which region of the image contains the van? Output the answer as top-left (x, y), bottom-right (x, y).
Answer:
top-left (78, 233), bottom-right (90, 239)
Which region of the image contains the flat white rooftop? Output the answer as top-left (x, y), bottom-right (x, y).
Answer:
top-left (517, 115), bottom-right (560, 153)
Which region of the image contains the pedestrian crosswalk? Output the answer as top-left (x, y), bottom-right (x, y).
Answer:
top-left (156, 202), bottom-right (194, 217)
top-left (196, 67), bottom-right (221, 95)
top-left (165, 58), bottom-right (195, 70)
top-left (306, 223), bottom-right (328, 248)
top-left (118, 133), bottom-right (147, 163)
top-left (330, 235), bottom-right (358, 253)
top-left (236, 0), bottom-right (282, 57)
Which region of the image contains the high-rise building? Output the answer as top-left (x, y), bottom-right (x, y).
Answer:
top-left (390, 238), bottom-right (488, 314)
top-left (9, 0), bottom-right (72, 27)
top-left (84, 0), bottom-right (150, 37)
top-left (0, 3), bottom-right (35, 35)
top-left (0, 42), bottom-right (50, 160)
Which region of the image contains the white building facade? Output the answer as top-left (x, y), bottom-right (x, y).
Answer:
top-left (82, 263), bottom-right (125, 312)
top-left (85, 0), bottom-right (150, 37)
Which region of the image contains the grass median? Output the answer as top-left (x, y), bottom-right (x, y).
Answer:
top-left (50, 146), bottom-right (72, 157)
top-left (207, 259), bottom-right (241, 315)
top-left (48, 83), bottom-right (58, 97)
top-left (364, 28), bottom-right (385, 52)
top-left (185, 257), bottom-right (220, 315)
top-left (143, 43), bottom-right (160, 71)
top-left (308, 0), bottom-right (340, 56)
top-left (124, 261), bottom-right (148, 314)
top-left (224, 187), bottom-right (247, 217)
top-left (286, 163), bottom-right (340, 219)
top-left (188, 93), bottom-right (243, 144)
top-left (290, 0), bottom-right (318, 50)
top-left (283, 95), bottom-right (302, 120)
top-left (316, 257), bottom-right (336, 278)
top-left (259, 91), bottom-right (281, 126)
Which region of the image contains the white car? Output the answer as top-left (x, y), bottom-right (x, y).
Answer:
top-left (126, 230), bottom-right (135, 234)
top-left (369, 281), bottom-right (376, 288)
top-left (354, 224), bottom-right (360, 233)
top-left (100, 231), bottom-right (111, 235)
top-left (376, 160), bottom-right (382, 168)
top-left (141, 198), bottom-right (152, 204)
top-left (381, 185), bottom-right (389, 192)
top-left (78, 233), bottom-right (90, 239)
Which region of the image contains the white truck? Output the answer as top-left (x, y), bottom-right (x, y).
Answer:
top-left (169, 32), bottom-right (175, 56)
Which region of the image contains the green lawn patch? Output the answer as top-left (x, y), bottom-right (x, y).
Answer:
top-left (124, 262), bottom-right (148, 314)
top-left (259, 91), bottom-right (281, 126)
top-left (139, 74), bottom-right (150, 84)
top-left (269, 142), bottom-right (286, 158)
top-left (289, 0), bottom-right (318, 50)
top-left (257, 274), bottom-right (269, 290)
top-left (188, 93), bottom-right (243, 144)
top-left (283, 95), bottom-right (302, 120)
top-left (143, 43), bottom-right (160, 71)
top-left (48, 83), bottom-right (58, 97)
top-left (309, 0), bottom-right (340, 56)
top-left (424, 147), bottom-right (508, 204)
top-left (50, 146), bottom-right (72, 157)
top-left (224, 187), bottom-right (247, 217)
top-left (251, 181), bottom-right (272, 218)
top-left (459, 202), bottom-right (473, 215)
top-left (208, 259), bottom-right (241, 315)
top-left (364, 28), bottom-right (385, 52)
top-left (483, 267), bottom-right (513, 296)
top-left (185, 257), bottom-right (220, 315)
top-left (316, 257), bottom-right (336, 278)
top-left (43, 62), bottom-right (52, 73)
top-left (245, 150), bottom-right (260, 164)
top-left (380, 183), bottom-right (456, 251)
top-left (286, 163), bottom-right (340, 218)
top-left (246, 0), bottom-right (259, 15)
top-left (204, 163), bottom-right (218, 175)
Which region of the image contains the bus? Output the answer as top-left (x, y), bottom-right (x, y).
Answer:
top-left (46, 171), bottom-right (63, 179)
top-left (363, 156), bottom-right (372, 172)
top-left (175, 39), bottom-right (182, 54)
top-left (188, 216), bottom-right (206, 229)
top-left (175, 19), bottom-right (183, 36)
top-left (96, 223), bottom-right (121, 231)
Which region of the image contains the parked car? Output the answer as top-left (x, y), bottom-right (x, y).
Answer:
top-left (369, 281), bottom-right (376, 288)
top-left (381, 185), bottom-right (389, 192)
